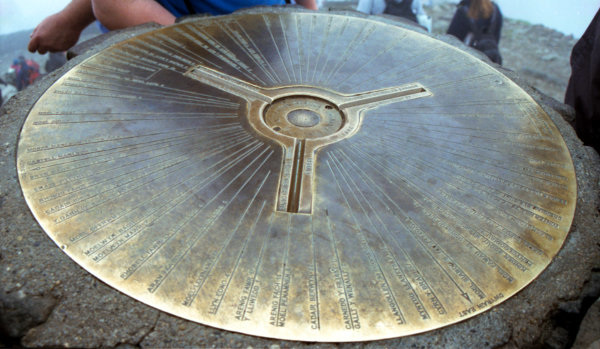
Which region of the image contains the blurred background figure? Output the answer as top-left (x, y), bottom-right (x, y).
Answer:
top-left (45, 51), bottom-right (67, 73)
top-left (565, 8), bottom-right (600, 154)
top-left (447, 0), bottom-right (502, 64)
top-left (10, 56), bottom-right (40, 91)
top-left (356, 0), bottom-right (432, 32)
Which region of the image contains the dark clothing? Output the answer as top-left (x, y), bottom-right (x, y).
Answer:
top-left (155, 0), bottom-right (285, 16)
top-left (565, 8), bottom-right (600, 154)
top-left (447, 0), bottom-right (502, 44)
top-left (384, 0), bottom-right (417, 23)
top-left (45, 52), bottom-right (67, 74)
top-left (15, 63), bottom-right (31, 91)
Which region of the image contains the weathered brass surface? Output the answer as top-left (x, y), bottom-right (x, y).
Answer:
top-left (17, 11), bottom-right (577, 342)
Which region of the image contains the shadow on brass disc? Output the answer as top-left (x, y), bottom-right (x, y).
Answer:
top-left (17, 10), bottom-right (576, 342)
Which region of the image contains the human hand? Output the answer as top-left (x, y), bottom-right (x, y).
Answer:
top-left (28, 12), bottom-right (82, 54)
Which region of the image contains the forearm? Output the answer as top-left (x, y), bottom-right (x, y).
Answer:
top-left (28, 0), bottom-right (96, 53)
top-left (295, 0), bottom-right (318, 10)
top-left (91, 0), bottom-right (176, 30)
top-left (63, 0), bottom-right (96, 31)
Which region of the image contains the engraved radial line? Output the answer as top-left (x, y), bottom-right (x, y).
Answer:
top-left (334, 37), bottom-right (405, 89)
top-left (58, 83), bottom-right (235, 106)
top-left (30, 126), bottom-right (234, 169)
top-left (364, 118), bottom-right (551, 145)
top-left (310, 16), bottom-right (331, 83)
top-left (30, 129), bottom-right (244, 177)
top-left (373, 134), bottom-right (567, 207)
top-left (343, 146), bottom-right (475, 302)
top-left (338, 148), bottom-right (517, 279)
top-left (323, 24), bottom-right (376, 84)
top-left (37, 115), bottom-right (239, 124)
top-left (48, 156), bottom-right (188, 220)
top-left (91, 54), bottom-right (156, 74)
top-left (327, 156), bottom-right (406, 325)
top-left (24, 131), bottom-right (197, 153)
top-left (120, 45), bottom-right (186, 74)
top-left (279, 16), bottom-right (298, 82)
top-left (192, 176), bottom-right (270, 310)
top-left (295, 14), bottom-right (303, 83)
top-left (66, 77), bottom-right (237, 105)
top-left (30, 135), bottom-right (195, 180)
top-left (428, 74), bottom-right (497, 89)
top-left (77, 167), bottom-right (197, 247)
top-left (380, 128), bottom-right (546, 162)
top-left (274, 214), bottom-right (292, 327)
top-left (138, 37), bottom-right (196, 69)
top-left (145, 149), bottom-right (274, 292)
top-left (76, 136), bottom-right (255, 246)
top-left (262, 14), bottom-right (291, 83)
top-left (331, 151), bottom-right (429, 319)
top-left (363, 119), bottom-right (531, 136)
top-left (91, 142), bottom-right (263, 259)
top-left (348, 145), bottom-right (486, 301)
top-left (377, 131), bottom-right (566, 189)
top-left (125, 42), bottom-right (188, 73)
top-left (334, 149), bottom-right (447, 315)
top-left (365, 130), bottom-right (566, 200)
top-left (397, 56), bottom-right (466, 82)
top-left (305, 15), bottom-right (314, 85)
top-left (196, 26), bottom-right (267, 85)
top-left (134, 145), bottom-right (270, 282)
top-left (43, 134), bottom-right (251, 201)
top-left (26, 127), bottom-right (243, 154)
top-left (40, 143), bottom-right (202, 203)
top-left (398, 133), bottom-right (567, 203)
top-left (316, 18), bottom-right (349, 83)
top-left (232, 19), bottom-right (282, 84)
top-left (325, 213), bottom-right (356, 330)
top-left (107, 49), bottom-right (175, 74)
top-left (150, 33), bottom-right (210, 67)
top-left (240, 209), bottom-right (274, 321)
top-left (39, 148), bottom-right (180, 201)
top-left (185, 25), bottom-right (264, 84)
top-left (310, 215), bottom-right (321, 330)
top-left (130, 40), bottom-right (193, 69)
top-left (402, 148), bottom-right (549, 249)
top-left (352, 45), bottom-right (444, 90)
top-left (392, 99), bottom-right (530, 109)
top-left (37, 111), bottom-right (236, 116)
top-left (221, 25), bottom-right (277, 85)
top-left (166, 28), bottom-right (227, 69)
top-left (226, 22), bottom-right (278, 84)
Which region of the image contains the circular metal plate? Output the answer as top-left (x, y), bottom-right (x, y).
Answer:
top-left (17, 11), bottom-right (576, 342)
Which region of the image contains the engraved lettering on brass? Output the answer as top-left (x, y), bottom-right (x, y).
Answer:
top-left (16, 11), bottom-right (577, 342)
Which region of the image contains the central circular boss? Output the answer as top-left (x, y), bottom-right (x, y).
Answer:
top-left (263, 96), bottom-right (344, 139)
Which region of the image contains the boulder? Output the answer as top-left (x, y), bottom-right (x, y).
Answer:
top-left (1, 11), bottom-right (599, 348)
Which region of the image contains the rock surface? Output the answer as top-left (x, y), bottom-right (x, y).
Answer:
top-left (574, 297), bottom-right (600, 349)
top-left (1, 10), bottom-right (599, 349)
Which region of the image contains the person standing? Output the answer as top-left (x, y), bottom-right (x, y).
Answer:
top-left (447, 0), bottom-right (502, 64)
top-left (356, 0), bottom-right (431, 32)
top-left (565, 8), bottom-right (600, 154)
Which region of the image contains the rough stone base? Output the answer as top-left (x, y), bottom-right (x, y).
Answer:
top-left (1, 11), bottom-right (599, 348)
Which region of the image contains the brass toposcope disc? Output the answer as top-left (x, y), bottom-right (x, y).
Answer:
top-left (17, 10), bottom-right (576, 341)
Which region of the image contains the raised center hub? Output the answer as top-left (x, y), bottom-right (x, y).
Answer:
top-left (287, 109), bottom-right (321, 128)
top-left (263, 96), bottom-right (344, 139)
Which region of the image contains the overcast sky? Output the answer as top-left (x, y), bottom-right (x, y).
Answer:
top-left (0, 0), bottom-right (598, 37)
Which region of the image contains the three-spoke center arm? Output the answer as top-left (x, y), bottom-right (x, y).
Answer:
top-left (184, 66), bottom-right (432, 214)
